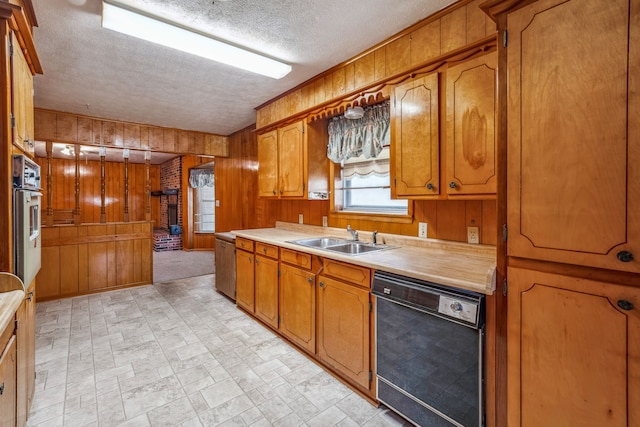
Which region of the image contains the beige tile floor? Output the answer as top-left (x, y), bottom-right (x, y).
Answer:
top-left (27, 275), bottom-right (410, 426)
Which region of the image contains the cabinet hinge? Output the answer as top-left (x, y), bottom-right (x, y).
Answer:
top-left (503, 29), bottom-right (508, 47)
top-left (303, 182), bottom-right (305, 192)
top-left (503, 279), bottom-right (508, 296)
top-left (394, 177), bottom-right (397, 187)
top-left (502, 224), bottom-right (508, 242)
top-left (369, 302), bottom-right (372, 312)
top-left (369, 371), bottom-right (373, 382)
top-left (8, 37), bottom-right (13, 57)
top-left (278, 269), bottom-right (281, 277)
top-left (301, 124), bottom-right (304, 133)
top-left (10, 113), bottom-right (15, 129)
top-left (14, 319), bottom-right (18, 331)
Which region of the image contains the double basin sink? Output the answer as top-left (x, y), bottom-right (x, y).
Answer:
top-left (288, 237), bottom-right (396, 256)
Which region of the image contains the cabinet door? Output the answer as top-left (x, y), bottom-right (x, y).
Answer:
top-left (317, 275), bottom-right (370, 390)
top-left (16, 284), bottom-right (36, 426)
top-left (506, 0), bottom-right (640, 272)
top-left (279, 264), bottom-right (315, 353)
top-left (392, 72), bottom-right (439, 197)
top-left (0, 335), bottom-right (17, 427)
top-left (254, 254), bottom-right (279, 329)
top-left (278, 120), bottom-right (306, 198)
top-left (445, 52), bottom-right (497, 195)
top-left (235, 249), bottom-right (255, 312)
top-left (257, 130), bottom-right (278, 197)
top-left (12, 33), bottom-right (35, 154)
top-left (507, 267), bottom-right (640, 427)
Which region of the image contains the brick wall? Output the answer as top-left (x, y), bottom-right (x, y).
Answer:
top-left (160, 157), bottom-right (182, 229)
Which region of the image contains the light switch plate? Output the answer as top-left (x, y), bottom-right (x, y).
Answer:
top-left (322, 216), bottom-right (328, 227)
top-left (215, 200), bottom-right (220, 207)
top-left (298, 214), bottom-right (304, 224)
top-left (418, 222), bottom-right (428, 238)
top-left (467, 226), bottom-right (480, 244)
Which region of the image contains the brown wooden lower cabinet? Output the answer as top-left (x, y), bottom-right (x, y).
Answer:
top-left (235, 241), bottom-right (374, 397)
top-left (279, 263), bottom-right (316, 353)
top-left (235, 249), bottom-right (255, 312)
top-left (0, 331), bottom-right (17, 427)
top-left (16, 281), bottom-right (35, 426)
top-left (317, 274), bottom-right (371, 390)
top-left (507, 267), bottom-right (640, 427)
top-left (36, 222), bottom-right (153, 300)
top-left (254, 254), bottom-right (279, 329)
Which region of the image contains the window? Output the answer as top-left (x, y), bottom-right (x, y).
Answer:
top-left (334, 147), bottom-right (408, 214)
top-left (190, 168), bottom-right (215, 233)
top-left (193, 184), bottom-right (215, 232)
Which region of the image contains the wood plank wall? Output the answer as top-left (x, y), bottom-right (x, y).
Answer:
top-left (35, 157), bottom-right (160, 224)
top-left (216, 127), bottom-right (497, 245)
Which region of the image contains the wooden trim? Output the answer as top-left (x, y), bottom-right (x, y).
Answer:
top-left (254, 36), bottom-right (497, 134)
top-left (480, 0), bottom-right (538, 22)
top-left (0, 2), bottom-right (42, 74)
top-left (255, 0), bottom-right (478, 110)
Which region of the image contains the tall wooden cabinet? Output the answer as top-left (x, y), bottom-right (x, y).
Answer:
top-left (11, 32), bottom-right (35, 155)
top-left (482, 0), bottom-right (640, 425)
top-left (504, 0), bottom-right (639, 273)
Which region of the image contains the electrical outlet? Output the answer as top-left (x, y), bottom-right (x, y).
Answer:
top-left (322, 216), bottom-right (328, 227)
top-left (467, 226), bottom-right (480, 244)
top-left (298, 214), bottom-right (304, 224)
top-left (215, 200), bottom-right (220, 207)
top-left (418, 222), bottom-right (428, 238)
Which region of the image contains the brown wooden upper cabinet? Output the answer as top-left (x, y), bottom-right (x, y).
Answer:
top-left (258, 119), bottom-right (310, 199)
top-left (445, 52), bottom-right (497, 196)
top-left (506, 0), bottom-right (639, 273)
top-left (392, 72), bottom-right (440, 198)
top-left (11, 32), bottom-right (35, 155)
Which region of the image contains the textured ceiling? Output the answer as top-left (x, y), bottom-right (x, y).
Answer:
top-left (31, 0), bottom-right (456, 135)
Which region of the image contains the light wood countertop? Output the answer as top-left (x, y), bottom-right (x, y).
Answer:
top-left (0, 290), bottom-right (25, 335)
top-left (232, 222), bottom-right (496, 294)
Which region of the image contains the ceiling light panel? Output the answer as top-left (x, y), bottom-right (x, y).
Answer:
top-left (101, 1), bottom-right (292, 79)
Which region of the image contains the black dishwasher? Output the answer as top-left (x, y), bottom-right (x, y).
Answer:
top-left (372, 271), bottom-right (485, 427)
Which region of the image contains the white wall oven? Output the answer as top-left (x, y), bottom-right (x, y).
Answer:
top-left (13, 155), bottom-right (42, 287)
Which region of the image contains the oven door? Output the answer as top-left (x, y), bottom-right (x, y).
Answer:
top-left (14, 190), bottom-right (42, 286)
top-left (376, 295), bottom-right (484, 427)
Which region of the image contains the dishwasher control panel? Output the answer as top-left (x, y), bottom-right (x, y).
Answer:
top-left (438, 295), bottom-right (479, 324)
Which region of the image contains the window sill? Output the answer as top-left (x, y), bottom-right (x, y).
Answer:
top-left (330, 210), bottom-right (413, 224)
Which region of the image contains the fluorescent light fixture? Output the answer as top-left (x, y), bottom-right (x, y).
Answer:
top-left (102, 1), bottom-right (292, 79)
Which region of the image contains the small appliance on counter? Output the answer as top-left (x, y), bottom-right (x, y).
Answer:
top-left (13, 155), bottom-right (42, 287)
top-left (215, 232), bottom-right (236, 300)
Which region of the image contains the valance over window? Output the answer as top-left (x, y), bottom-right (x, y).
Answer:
top-left (327, 101), bottom-right (390, 163)
top-left (189, 168), bottom-right (214, 188)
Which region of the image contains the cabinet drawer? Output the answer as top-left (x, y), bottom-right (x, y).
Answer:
top-left (255, 242), bottom-right (279, 259)
top-left (281, 248), bottom-right (312, 270)
top-left (236, 237), bottom-right (254, 252)
top-left (322, 259), bottom-right (371, 288)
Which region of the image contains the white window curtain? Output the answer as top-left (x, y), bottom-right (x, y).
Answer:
top-left (327, 101), bottom-right (390, 163)
top-left (189, 168), bottom-right (214, 188)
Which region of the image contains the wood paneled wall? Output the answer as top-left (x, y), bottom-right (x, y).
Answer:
top-left (35, 157), bottom-right (160, 224)
top-left (216, 127), bottom-right (497, 245)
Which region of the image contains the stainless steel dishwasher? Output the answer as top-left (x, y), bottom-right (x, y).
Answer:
top-left (215, 232), bottom-right (236, 300)
top-left (372, 271), bottom-right (485, 427)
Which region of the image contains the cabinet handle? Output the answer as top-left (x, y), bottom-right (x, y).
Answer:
top-left (279, 189), bottom-right (283, 194)
top-left (307, 277), bottom-right (313, 283)
top-left (26, 291), bottom-right (34, 301)
top-left (247, 256), bottom-right (252, 263)
top-left (617, 300), bottom-right (634, 311)
top-left (0, 382), bottom-right (4, 395)
top-left (617, 251), bottom-right (634, 262)
top-left (256, 258), bottom-right (260, 265)
top-left (319, 281), bottom-right (324, 288)
top-left (272, 190), bottom-right (276, 195)
top-left (449, 182), bottom-right (457, 189)
top-left (426, 183), bottom-right (434, 190)
top-left (263, 248), bottom-right (267, 254)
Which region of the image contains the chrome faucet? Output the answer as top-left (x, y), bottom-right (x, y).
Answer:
top-left (347, 225), bottom-right (358, 241)
top-left (372, 231), bottom-right (378, 245)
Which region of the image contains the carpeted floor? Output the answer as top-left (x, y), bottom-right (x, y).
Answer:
top-left (153, 250), bottom-right (215, 283)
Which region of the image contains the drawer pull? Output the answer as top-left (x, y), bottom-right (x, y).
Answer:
top-left (617, 300), bottom-right (634, 311)
top-left (307, 277), bottom-right (313, 283)
top-left (617, 251), bottom-right (634, 262)
top-left (263, 247), bottom-right (267, 254)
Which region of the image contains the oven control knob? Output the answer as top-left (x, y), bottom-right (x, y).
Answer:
top-left (450, 302), bottom-right (463, 312)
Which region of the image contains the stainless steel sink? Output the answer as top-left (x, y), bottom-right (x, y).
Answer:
top-left (287, 237), bottom-right (396, 256)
